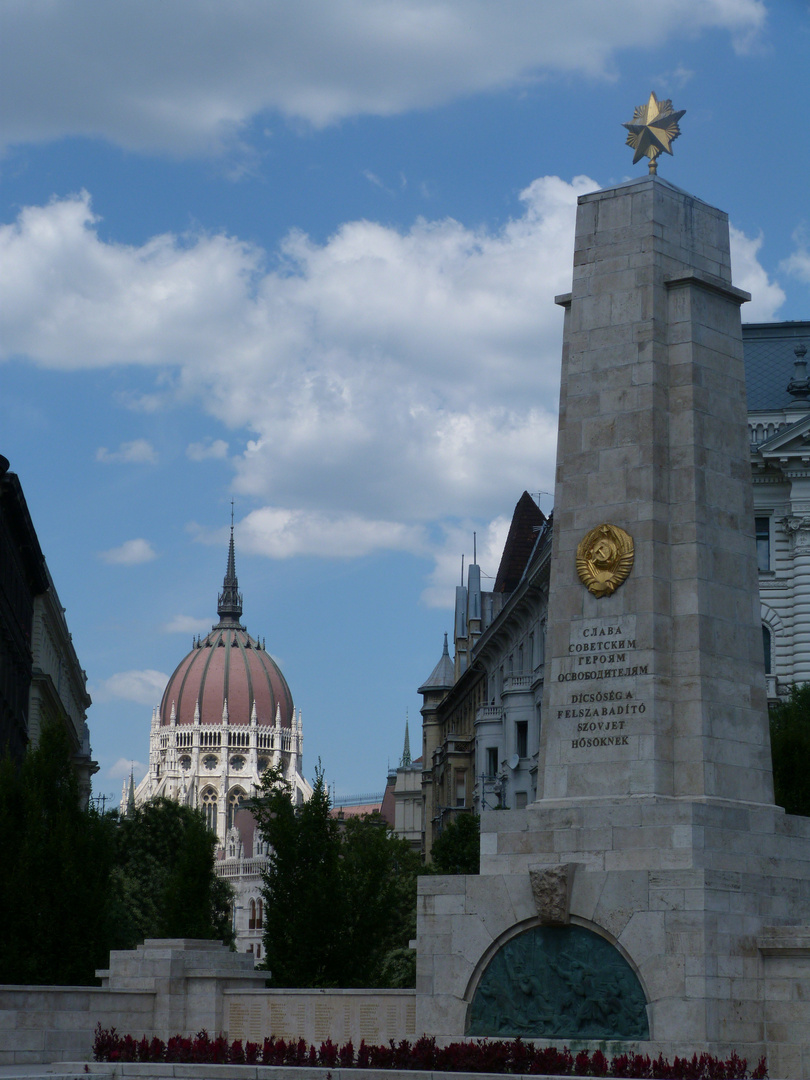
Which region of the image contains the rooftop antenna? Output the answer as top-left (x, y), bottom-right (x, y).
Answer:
top-left (473, 531), bottom-right (477, 564)
top-left (461, 553), bottom-right (465, 586)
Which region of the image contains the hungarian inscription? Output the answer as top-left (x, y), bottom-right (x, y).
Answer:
top-left (553, 617), bottom-right (649, 752)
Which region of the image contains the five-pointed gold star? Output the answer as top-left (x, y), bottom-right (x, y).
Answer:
top-left (622, 92), bottom-right (685, 173)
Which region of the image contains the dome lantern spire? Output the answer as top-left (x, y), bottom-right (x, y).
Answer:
top-left (217, 502), bottom-right (244, 626)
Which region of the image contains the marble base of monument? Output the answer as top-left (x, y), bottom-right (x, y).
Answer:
top-left (416, 800), bottom-right (810, 1080)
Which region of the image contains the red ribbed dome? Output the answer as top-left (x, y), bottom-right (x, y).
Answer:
top-left (159, 624), bottom-right (293, 728)
top-left (159, 525), bottom-right (293, 728)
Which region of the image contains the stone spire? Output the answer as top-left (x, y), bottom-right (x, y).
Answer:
top-left (217, 516), bottom-right (244, 626)
top-left (400, 711), bottom-right (412, 767)
top-left (126, 769), bottom-right (136, 817)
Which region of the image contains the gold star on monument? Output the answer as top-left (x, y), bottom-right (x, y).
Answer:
top-left (622, 91), bottom-right (685, 174)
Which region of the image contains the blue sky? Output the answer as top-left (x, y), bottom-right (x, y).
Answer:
top-left (1, 1), bottom-right (808, 801)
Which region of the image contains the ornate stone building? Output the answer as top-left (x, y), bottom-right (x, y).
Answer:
top-left (746, 321), bottom-right (810, 696)
top-left (131, 528), bottom-right (312, 958)
top-left (419, 493), bottom-right (551, 858)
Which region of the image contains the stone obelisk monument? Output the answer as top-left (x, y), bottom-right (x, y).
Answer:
top-left (416, 97), bottom-right (810, 1079)
top-left (540, 121), bottom-right (770, 806)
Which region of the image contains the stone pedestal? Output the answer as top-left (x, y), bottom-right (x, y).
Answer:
top-left (415, 177), bottom-right (810, 1079)
top-left (97, 939), bottom-right (266, 1042)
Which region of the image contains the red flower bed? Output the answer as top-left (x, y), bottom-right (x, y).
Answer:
top-left (92, 1025), bottom-right (767, 1078)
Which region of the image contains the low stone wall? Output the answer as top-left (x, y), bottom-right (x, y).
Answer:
top-left (0, 942), bottom-right (413, 1068)
top-left (0, 985), bottom-right (152, 1066)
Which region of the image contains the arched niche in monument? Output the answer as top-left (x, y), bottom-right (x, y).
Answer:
top-left (466, 923), bottom-right (649, 1040)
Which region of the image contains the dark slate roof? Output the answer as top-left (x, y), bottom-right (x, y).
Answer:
top-left (744, 322), bottom-right (810, 411)
top-left (419, 632), bottom-right (455, 693)
top-left (493, 491), bottom-right (546, 593)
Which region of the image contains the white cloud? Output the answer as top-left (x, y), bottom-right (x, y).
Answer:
top-left (96, 438), bottom-right (158, 464)
top-left (99, 538), bottom-right (158, 565)
top-left (729, 225), bottom-right (786, 321)
top-left (239, 506), bottom-right (427, 559)
top-left (421, 514), bottom-right (513, 609)
top-left (781, 228), bottom-right (810, 285)
top-left (0, 1), bottom-right (766, 154)
top-left (2, 180), bottom-right (785, 573)
top-left (107, 756), bottom-right (148, 781)
top-left (162, 614), bottom-right (212, 634)
top-left (186, 438), bottom-right (229, 461)
top-left (95, 669), bottom-right (169, 705)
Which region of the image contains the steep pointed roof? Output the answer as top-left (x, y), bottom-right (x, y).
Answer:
top-left (400, 712), bottom-right (412, 767)
top-left (493, 492), bottom-right (546, 593)
top-left (217, 523), bottom-right (244, 626)
top-left (157, 525), bottom-right (294, 729)
top-left (419, 632), bottom-right (455, 693)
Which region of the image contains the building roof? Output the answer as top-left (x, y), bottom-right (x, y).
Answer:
top-left (159, 532), bottom-right (294, 728)
top-left (744, 322), bottom-right (810, 412)
top-left (493, 492), bottom-right (546, 593)
top-left (419, 632), bottom-right (455, 693)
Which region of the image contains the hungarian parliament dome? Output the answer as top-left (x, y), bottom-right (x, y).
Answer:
top-left (129, 527), bottom-right (312, 957)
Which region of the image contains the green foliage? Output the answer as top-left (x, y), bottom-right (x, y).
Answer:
top-left (253, 765), bottom-right (420, 988)
top-left (0, 726), bottom-right (233, 986)
top-left (108, 798), bottom-right (234, 949)
top-left (339, 811), bottom-right (421, 987)
top-left (0, 723), bottom-right (116, 985)
top-left (429, 812), bottom-right (480, 875)
top-left (770, 684), bottom-right (810, 816)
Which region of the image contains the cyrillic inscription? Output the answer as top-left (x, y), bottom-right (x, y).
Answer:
top-left (554, 616), bottom-right (649, 752)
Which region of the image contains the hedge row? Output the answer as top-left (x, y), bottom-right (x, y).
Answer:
top-left (92, 1027), bottom-right (767, 1078)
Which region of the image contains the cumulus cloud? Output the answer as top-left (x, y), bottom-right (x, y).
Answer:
top-left (162, 614), bottom-right (212, 634)
top-left (95, 669), bottom-right (169, 705)
top-left (99, 538), bottom-right (158, 565)
top-left (421, 514), bottom-right (514, 609)
top-left (0, 1), bottom-right (766, 154)
top-left (186, 438), bottom-right (229, 461)
top-left (1, 178), bottom-right (785, 577)
top-left (729, 225), bottom-right (786, 320)
top-left (781, 228), bottom-right (810, 285)
top-left (107, 756), bottom-right (148, 781)
top-left (239, 506), bottom-right (427, 559)
top-left (96, 438), bottom-right (158, 464)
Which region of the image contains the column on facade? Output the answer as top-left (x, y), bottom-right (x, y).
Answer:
top-left (783, 513), bottom-right (810, 682)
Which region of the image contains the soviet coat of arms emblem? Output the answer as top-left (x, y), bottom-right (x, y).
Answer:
top-left (576, 523), bottom-right (634, 598)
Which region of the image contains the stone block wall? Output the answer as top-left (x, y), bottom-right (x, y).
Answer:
top-left (0, 985), bottom-right (152, 1066)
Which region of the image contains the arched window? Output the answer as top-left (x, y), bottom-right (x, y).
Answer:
top-left (256, 898), bottom-right (263, 929)
top-left (201, 787), bottom-right (218, 834)
top-left (249, 899), bottom-right (256, 930)
top-left (227, 788), bottom-right (245, 830)
top-left (762, 625), bottom-right (772, 675)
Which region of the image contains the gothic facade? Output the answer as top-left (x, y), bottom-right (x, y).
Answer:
top-left (130, 529), bottom-right (312, 958)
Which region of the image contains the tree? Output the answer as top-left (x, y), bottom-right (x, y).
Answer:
top-left (430, 812), bottom-right (480, 875)
top-left (108, 798), bottom-right (234, 949)
top-left (252, 765), bottom-right (420, 988)
top-left (770, 685), bottom-right (810, 817)
top-left (0, 722), bottom-right (115, 985)
top-left (0, 726), bottom-right (233, 986)
top-left (338, 811), bottom-right (420, 987)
